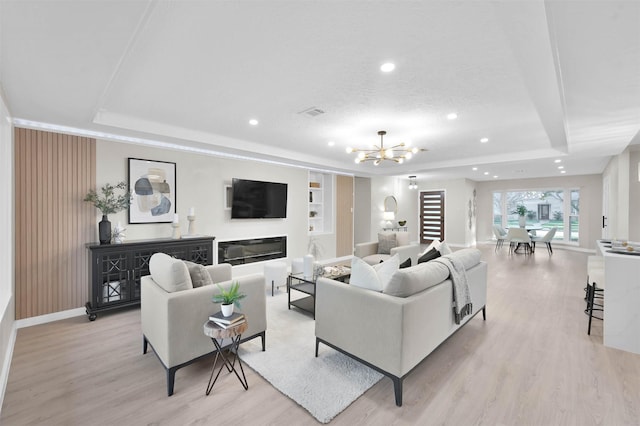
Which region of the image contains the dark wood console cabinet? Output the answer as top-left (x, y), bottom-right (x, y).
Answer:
top-left (85, 236), bottom-right (215, 320)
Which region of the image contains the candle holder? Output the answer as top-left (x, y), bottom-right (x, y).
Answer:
top-left (171, 222), bottom-right (181, 239)
top-left (187, 215), bottom-right (196, 236)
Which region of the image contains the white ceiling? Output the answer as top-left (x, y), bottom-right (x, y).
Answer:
top-left (1, 1), bottom-right (639, 181)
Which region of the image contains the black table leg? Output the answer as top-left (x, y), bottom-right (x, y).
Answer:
top-left (205, 334), bottom-right (248, 395)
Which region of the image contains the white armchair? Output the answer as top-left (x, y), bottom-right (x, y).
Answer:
top-left (141, 253), bottom-right (266, 396)
top-left (354, 232), bottom-right (420, 266)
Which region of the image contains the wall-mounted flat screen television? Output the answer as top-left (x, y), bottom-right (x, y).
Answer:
top-left (231, 178), bottom-right (288, 219)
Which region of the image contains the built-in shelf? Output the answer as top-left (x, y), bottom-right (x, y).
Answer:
top-left (308, 171), bottom-right (333, 234)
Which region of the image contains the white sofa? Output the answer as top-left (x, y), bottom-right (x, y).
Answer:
top-left (141, 253), bottom-right (267, 396)
top-left (315, 248), bottom-right (487, 406)
top-left (354, 231), bottom-right (421, 266)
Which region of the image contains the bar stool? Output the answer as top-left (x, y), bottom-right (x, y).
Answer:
top-left (585, 266), bottom-right (605, 335)
top-left (585, 256), bottom-right (604, 301)
top-left (264, 261), bottom-right (287, 297)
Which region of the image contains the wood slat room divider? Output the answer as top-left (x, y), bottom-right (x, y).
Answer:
top-left (335, 175), bottom-right (354, 257)
top-left (14, 128), bottom-right (96, 319)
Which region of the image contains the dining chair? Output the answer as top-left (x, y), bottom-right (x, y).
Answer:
top-left (506, 227), bottom-right (532, 255)
top-left (492, 225), bottom-right (507, 251)
top-left (531, 227), bottom-right (557, 255)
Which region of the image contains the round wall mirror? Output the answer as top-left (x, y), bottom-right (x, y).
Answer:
top-left (384, 195), bottom-right (398, 215)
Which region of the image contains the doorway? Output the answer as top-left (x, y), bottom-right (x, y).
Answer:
top-left (420, 190), bottom-right (445, 244)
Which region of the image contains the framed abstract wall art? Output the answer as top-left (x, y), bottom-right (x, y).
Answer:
top-left (128, 158), bottom-right (176, 224)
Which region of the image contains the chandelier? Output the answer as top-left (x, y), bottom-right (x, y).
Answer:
top-left (346, 130), bottom-right (425, 165)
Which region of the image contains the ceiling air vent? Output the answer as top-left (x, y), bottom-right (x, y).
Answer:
top-left (298, 107), bottom-right (325, 117)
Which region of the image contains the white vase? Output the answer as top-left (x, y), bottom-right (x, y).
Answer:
top-left (519, 216), bottom-right (526, 227)
top-left (303, 254), bottom-right (314, 279)
top-left (221, 303), bottom-right (234, 317)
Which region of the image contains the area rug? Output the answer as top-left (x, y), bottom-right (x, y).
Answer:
top-left (238, 292), bottom-right (383, 423)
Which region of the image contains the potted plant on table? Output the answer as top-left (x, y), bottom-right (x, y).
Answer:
top-left (213, 281), bottom-right (246, 317)
top-left (513, 204), bottom-right (527, 228)
top-left (84, 181), bottom-right (131, 244)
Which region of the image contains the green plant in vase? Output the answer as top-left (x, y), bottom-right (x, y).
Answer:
top-left (512, 205), bottom-right (527, 217)
top-left (84, 181), bottom-right (131, 244)
top-left (212, 281), bottom-right (246, 317)
top-left (512, 205), bottom-right (527, 227)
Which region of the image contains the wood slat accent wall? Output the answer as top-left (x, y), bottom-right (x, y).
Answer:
top-left (14, 128), bottom-right (96, 319)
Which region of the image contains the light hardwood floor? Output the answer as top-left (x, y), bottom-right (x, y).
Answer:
top-left (2, 244), bottom-right (640, 425)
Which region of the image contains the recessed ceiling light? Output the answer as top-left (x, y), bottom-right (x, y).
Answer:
top-left (558, 166), bottom-right (564, 169)
top-left (327, 141), bottom-right (335, 146)
top-left (447, 112), bottom-right (458, 120)
top-left (493, 175), bottom-right (498, 179)
top-left (480, 137), bottom-right (489, 143)
top-left (554, 159), bottom-right (562, 163)
top-left (380, 62), bottom-right (395, 73)
top-left (249, 119), bottom-right (259, 126)
top-left (561, 170), bottom-right (566, 174)
top-left (483, 171), bottom-right (489, 175)
top-left (472, 167), bottom-right (478, 171)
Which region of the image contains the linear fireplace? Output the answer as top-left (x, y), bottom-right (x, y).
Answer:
top-left (218, 236), bottom-right (287, 265)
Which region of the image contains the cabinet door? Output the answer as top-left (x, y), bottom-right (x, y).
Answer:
top-left (163, 246), bottom-right (189, 261)
top-left (131, 249), bottom-right (155, 300)
top-left (96, 252), bottom-right (129, 306)
top-left (188, 242), bottom-right (212, 264)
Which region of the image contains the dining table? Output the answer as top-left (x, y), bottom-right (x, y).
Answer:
top-left (508, 227), bottom-right (542, 253)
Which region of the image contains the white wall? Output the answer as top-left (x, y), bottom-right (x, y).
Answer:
top-left (476, 174), bottom-right (602, 250)
top-left (604, 147), bottom-right (639, 242)
top-left (464, 179), bottom-right (478, 246)
top-left (404, 177), bottom-right (476, 247)
top-left (603, 155), bottom-right (620, 239)
top-left (0, 86), bottom-right (16, 411)
top-left (629, 149), bottom-right (640, 242)
top-left (96, 140), bottom-right (313, 275)
top-left (353, 177), bottom-right (371, 245)
top-left (617, 149), bottom-right (630, 239)
top-left (368, 176), bottom-right (420, 244)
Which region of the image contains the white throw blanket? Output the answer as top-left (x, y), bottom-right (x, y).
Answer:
top-left (432, 255), bottom-right (473, 324)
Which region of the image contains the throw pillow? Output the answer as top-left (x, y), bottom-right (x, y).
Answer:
top-left (399, 258), bottom-right (412, 268)
top-left (374, 254), bottom-right (399, 289)
top-left (183, 260), bottom-right (213, 288)
top-left (377, 232), bottom-right (397, 254)
top-left (420, 239), bottom-right (441, 257)
top-left (350, 254), bottom-right (400, 292)
top-left (396, 231), bottom-right (410, 247)
top-left (439, 241), bottom-right (453, 255)
top-left (418, 247), bottom-right (441, 264)
top-left (149, 252), bottom-right (193, 293)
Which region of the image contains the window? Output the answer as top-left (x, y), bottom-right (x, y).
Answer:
top-left (492, 189), bottom-right (579, 243)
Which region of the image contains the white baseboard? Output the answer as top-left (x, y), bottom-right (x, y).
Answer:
top-left (16, 307), bottom-right (86, 329)
top-left (479, 240), bottom-right (596, 254)
top-left (0, 322), bottom-right (16, 416)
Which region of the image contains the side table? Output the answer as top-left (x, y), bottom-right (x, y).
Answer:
top-left (203, 319), bottom-right (249, 395)
top-left (288, 265), bottom-right (351, 318)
